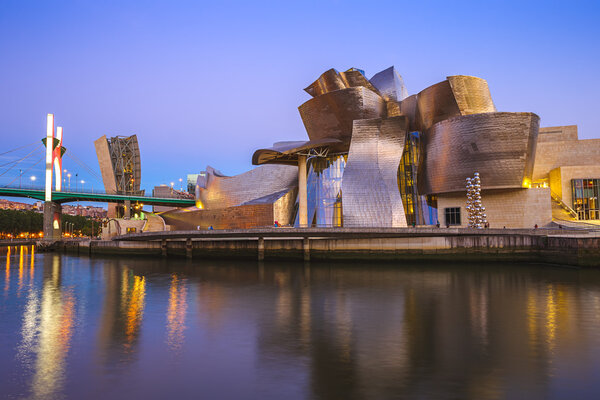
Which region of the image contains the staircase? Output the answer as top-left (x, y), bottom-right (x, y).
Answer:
top-left (142, 213), bottom-right (167, 232)
top-left (550, 191), bottom-right (578, 220)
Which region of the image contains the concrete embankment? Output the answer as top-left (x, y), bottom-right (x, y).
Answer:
top-left (57, 227), bottom-right (600, 268)
top-left (0, 239), bottom-right (37, 246)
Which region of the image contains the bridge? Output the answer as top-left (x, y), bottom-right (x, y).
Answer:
top-left (1, 113), bottom-right (196, 240)
top-left (0, 186), bottom-right (195, 207)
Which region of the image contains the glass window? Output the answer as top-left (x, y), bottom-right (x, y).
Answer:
top-left (571, 179), bottom-right (600, 220)
top-left (444, 207), bottom-right (461, 226)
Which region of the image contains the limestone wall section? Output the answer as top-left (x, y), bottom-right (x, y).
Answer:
top-left (436, 188), bottom-right (552, 229)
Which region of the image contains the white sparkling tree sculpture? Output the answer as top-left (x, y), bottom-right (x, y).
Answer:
top-left (466, 172), bottom-right (487, 228)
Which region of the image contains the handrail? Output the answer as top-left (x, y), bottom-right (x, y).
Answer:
top-left (550, 191), bottom-right (578, 219)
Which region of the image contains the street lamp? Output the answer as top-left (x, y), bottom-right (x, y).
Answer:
top-left (75, 173), bottom-right (79, 191)
top-left (19, 169), bottom-right (22, 188)
top-left (30, 176), bottom-right (36, 188)
top-left (67, 173), bottom-right (71, 190)
top-left (170, 181), bottom-right (174, 193)
top-left (179, 178), bottom-right (183, 191)
top-left (81, 180), bottom-right (85, 191)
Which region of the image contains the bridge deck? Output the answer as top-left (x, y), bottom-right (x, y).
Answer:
top-left (0, 187), bottom-right (196, 207)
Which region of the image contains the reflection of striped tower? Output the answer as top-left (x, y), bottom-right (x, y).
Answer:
top-left (43, 114), bottom-right (67, 201)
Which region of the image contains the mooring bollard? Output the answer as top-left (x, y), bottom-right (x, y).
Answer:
top-left (258, 237), bottom-right (265, 261)
top-left (303, 237), bottom-right (310, 262)
top-left (186, 238), bottom-right (192, 259)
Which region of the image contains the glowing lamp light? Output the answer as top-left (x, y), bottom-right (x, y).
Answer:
top-left (195, 199), bottom-right (204, 209)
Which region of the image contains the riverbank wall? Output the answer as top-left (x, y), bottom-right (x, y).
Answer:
top-left (0, 239), bottom-right (37, 246)
top-left (56, 227), bottom-right (600, 268)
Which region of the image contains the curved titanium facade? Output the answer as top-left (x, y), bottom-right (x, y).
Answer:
top-left (304, 68), bottom-right (380, 98)
top-left (420, 112), bottom-right (540, 194)
top-left (304, 69), bottom-right (346, 97)
top-left (298, 86), bottom-right (386, 142)
top-left (197, 164), bottom-right (298, 210)
top-left (446, 75), bottom-right (496, 115)
top-left (416, 80), bottom-right (462, 132)
top-left (415, 76), bottom-right (496, 132)
top-left (342, 116), bottom-right (408, 227)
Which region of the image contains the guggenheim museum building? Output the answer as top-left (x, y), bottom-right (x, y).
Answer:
top-left (160, 67), bottom-right (600, 230)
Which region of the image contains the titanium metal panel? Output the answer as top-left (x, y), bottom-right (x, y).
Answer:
top-left (197, 164), bottom-right (298, 210)
top-left (416, 80), bottom-right (462, 132)
top-left (339, 69), bottom-right (380, 94)
top-left (447, 75), bottom-right (496, 115)
top-left (342, 116), bottom-right (408, 227)
top-left (369, 66), bottom-right (409, 102)
top-left (416, 76), bottom-right (497, 131)
top-left (304, 68), bottom-right (346, 97)
top-left (304, 68), bottom-right (380, 98)
top-left (298, 86), bottom-right (386, 142)
top-left (420, 112), bottom-right (540, 194)
top-left (388, 94), bottom-right (419, 131)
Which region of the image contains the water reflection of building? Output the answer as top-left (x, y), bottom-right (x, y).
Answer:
top-left (97, 262), bottom-right (146, 361)
top-left (245, 265), bottom-right (600, 399)
top-left (166, 274), bottom-right (188, 351)
top-left (4, 245), bottom-right (35, 295)
top-left (18, 254), bottom-right (76, 399)
top-left (4, 246), bottom-right (11, 294)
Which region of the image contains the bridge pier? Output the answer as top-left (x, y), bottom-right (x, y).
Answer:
top-left (43, 201), bottom-right (62, 241)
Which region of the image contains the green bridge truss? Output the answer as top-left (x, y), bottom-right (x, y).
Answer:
top-left (0, 187), bottom-right (196, 207)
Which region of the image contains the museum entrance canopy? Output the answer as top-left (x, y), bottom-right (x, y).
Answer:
top-left (252, 138), bottom-right (346, 165)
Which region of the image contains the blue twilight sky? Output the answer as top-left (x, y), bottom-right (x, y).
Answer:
top-left (0, 0), bottom-right (599, 195)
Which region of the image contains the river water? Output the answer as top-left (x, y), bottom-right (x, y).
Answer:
top-left (1, 246), bottom-right (600, 399)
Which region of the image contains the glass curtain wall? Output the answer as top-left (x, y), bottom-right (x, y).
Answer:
top-left (398, 132), bottom-right (420, 225)
top-left (294, 155), bottom-right (346, 227)
top-left (397, 131), bottom-right (437, 226)
top-left (571, 179), bottom-right (600, 220)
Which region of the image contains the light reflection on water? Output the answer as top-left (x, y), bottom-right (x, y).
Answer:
top-left (1, 246), bottom-right (600, 399)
